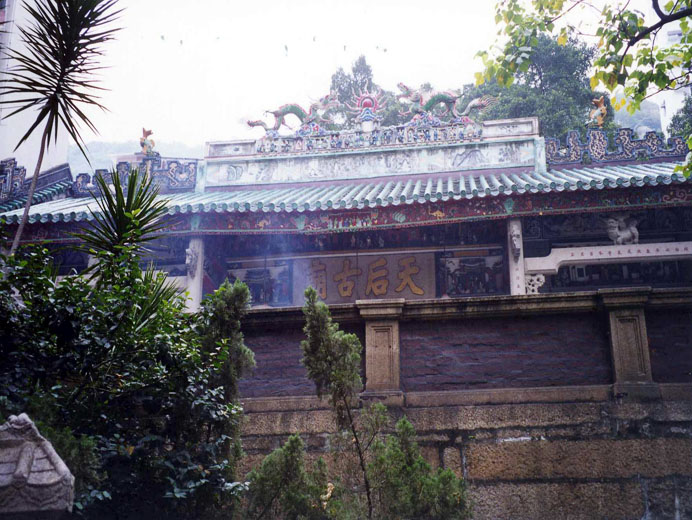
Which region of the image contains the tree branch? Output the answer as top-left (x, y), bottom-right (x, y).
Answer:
top-left (630, 6), bottom-right (692, 45)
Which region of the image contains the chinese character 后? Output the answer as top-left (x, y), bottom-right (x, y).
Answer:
top-left (395, 256), bottom-right (424, 295)
top-left (309, 259), bottom-right (327, 299)
top-left (365, 257), bottom-right (389, 296)
top-left (333, 259), bottom-right (362, 298)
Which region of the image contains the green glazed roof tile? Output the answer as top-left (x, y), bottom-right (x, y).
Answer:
top-left (1, 161), bottom-right (687, 224)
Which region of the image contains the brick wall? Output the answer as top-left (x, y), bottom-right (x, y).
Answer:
top-left (648, 309), bottom-right (692, 383)
top-left (240, 323), bottom-right (365, 398)
top-left (400, 314), bottom-right (612, 392)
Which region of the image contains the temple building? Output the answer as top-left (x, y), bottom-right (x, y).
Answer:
top-left (1, 91), bottom-right (691, 518)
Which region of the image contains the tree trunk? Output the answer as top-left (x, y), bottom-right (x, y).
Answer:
top-left (8, 129), bottom-right (48, 256)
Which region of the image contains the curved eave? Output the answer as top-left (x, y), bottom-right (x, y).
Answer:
top-left (0, 161), bottom-right (687, 224)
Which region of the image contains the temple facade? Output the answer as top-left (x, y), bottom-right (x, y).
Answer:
top-left (2, 106), bottom-right (692, 517)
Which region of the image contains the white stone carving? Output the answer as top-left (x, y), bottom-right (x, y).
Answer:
top-left (0, 414), bottom-right (74, 514)
top-left (525, 274), bottom-right (545, 294)
top-left (509, 223), bottom-right (522, 260)
top-left (185, 247), bottom-right (199, 278)
top-left (604, 213), bottom-right (640, 245)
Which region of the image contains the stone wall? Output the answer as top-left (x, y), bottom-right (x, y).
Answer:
top-left (400, 314), bottom-right (611, 391)
top-left (238, 288), bottom-right (692, 519)
top-left (239, 396), bottom-right (692, 520)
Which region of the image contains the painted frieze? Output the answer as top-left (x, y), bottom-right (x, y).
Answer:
top-left (545, 128), bottom-right (687, 167)
top-left (206, 137), bottom-right (537, 186)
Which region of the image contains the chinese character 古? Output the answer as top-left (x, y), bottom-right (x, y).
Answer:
top-left (333, 259), bottom-right (362, 298)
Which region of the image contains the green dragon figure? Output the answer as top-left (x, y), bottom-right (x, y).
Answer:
top-left (397, 82), bottom-right (460, 117)
top-left (247, 92), bottom-right (337, 133)
top-left (397, 82), bottom-right (496, 123)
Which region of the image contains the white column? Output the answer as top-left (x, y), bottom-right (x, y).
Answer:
top-left (185, 237), bottom-right (204, 312)
top-left (507, 219), bottom-right (526, 295)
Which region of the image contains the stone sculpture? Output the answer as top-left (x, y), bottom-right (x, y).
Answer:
top-left (0, 414), bottom-right (74, 517)
top-left (604, 213), bottom-right (640, 245)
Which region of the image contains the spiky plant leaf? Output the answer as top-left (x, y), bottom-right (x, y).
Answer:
top-left (0, 0), bottom-right (121, 156)
top-left (75, 168), bottom-right (170, 256)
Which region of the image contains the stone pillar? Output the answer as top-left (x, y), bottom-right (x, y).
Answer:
top-left (599, 288), bottom-right (659, 399)
top-left (507, 219), bottom-right (527, 295)
top-left (356, 299), bottom-right (405, 406)
top-left (185, 237), bottom-right (204, 312)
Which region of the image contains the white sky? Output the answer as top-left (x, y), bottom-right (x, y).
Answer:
top-left (84, 0), bottom-right (499, 146)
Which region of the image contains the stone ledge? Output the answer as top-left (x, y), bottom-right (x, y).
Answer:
top-left (404, 385), bottom-right (611, 407)
top-left (356, 298), bottom-right (405, 319)
top-left (240, 383), bottom-right (692, 414)
top-left (240, 287), bottom-right (692, 326)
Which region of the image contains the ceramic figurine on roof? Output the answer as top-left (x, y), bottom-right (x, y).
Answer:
top-left (588, 96), bottom-right (607, 128)
top-left (397, 82), bottom-right (496, 122)
top-left (397, 82), bottom-right (461, 118)
top-left (140, 128), bottom-right (157, 155)
top-left (341, 86), bottom-right (387, 131)
top-left (247, 92), bottom-right (338, 137)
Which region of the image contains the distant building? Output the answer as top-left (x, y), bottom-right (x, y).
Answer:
top-left (657, 21), bottom-right (692, 137)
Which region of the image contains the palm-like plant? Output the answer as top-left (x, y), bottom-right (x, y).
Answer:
top-left (77, 168), bottom-right (170, 256)
top-left (1, 0), bottom-right (120, 256)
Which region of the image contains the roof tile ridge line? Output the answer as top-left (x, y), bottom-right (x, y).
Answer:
top-left (532, 170), bottom-right (559, 190)
top-left (477, 174), bottom-right (493, 195)
top-left (516, 171), bottom-right (541, 192)
top-left (306, 184), bottom-right (338, 209)
top-left (341, 183), bottom-right (369, 208)
top-left (486, 173), bottom-right (504, 193)
top-left (548, 169), bottom-right (580, 189)
top-left (615, 164), bottom-right (654, 184)
top-left (363, 182), bottom-right (385, 205)
top-left (352, 182), bottom-right (376, 207)
top-left (399, 179), bottom-right (414, 202)
top-left (388, 180), bottom-right (406, 201)
top-left (580, 166), bottom-right (621, 187)
top-left (423, 178), bottom-right (434, 200)
top-left (435, 177), bottom-right (445, 199)
top-left (499, 172), bottom-right (517, 192)
top-left (374, 181), bottom-right (395, 204)
top-left (285, 184), bottom-right (326, 210)
top-left (556, 167), bottom-right (594, 187)
top-left (325, 184), bottom-right (356, 207)
top-left (411, 179), bottom-right (423, 201)
top-left (444, 176), bottom-right (455, 197)
top-left (598, 166), bottom-right (635, 186)
top-left (570, 167), bottom-right (605, 186)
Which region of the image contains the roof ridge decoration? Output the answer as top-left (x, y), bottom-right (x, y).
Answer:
top-left (72, 155), bottom-right (200, 197)
top-left (545, 128), bottom-right (687, 167)
top-left (245, 84), bottom-right (497, 150)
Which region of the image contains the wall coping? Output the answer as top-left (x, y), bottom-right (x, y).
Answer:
top-left (242, 287), bottom-right (692, 328)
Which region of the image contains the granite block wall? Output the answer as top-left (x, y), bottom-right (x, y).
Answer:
top-left (400, 314), bottom-right (612, 391)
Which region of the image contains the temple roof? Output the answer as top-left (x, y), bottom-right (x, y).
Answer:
top-left (0, 160), bottom-right (687, 224)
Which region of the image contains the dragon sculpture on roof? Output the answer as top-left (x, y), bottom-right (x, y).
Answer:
top-left (397, 82), bottom-right (496, 125)
top-left (247, 92), bottom-right (338, 136)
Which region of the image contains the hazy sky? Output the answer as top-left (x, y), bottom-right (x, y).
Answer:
top-left (83, 0), bottom-right (499, 146)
